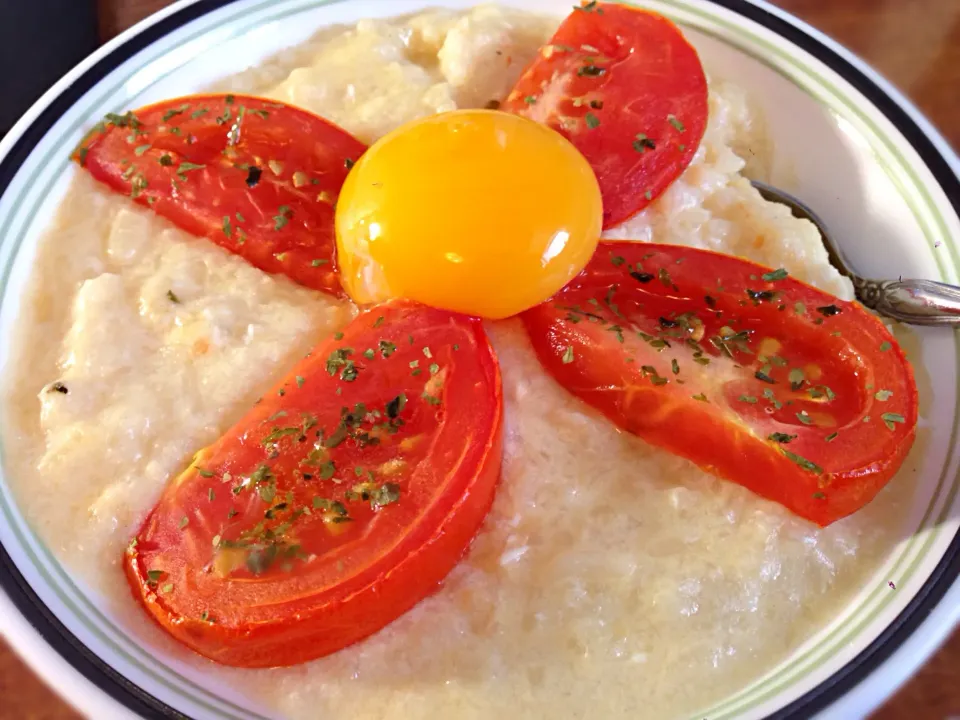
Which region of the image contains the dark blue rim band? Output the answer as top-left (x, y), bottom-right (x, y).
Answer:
top-left (0, 1), bottom-right (956, 718)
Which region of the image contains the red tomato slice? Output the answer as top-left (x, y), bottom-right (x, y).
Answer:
top-left (74, 94), bottom-right (367, 297)
top-left (502, 2), bottom-right (708, 228)
top-left (124, 300), bottom-right (503, 667)
top-left (522, 242), bottom-right (917, 526)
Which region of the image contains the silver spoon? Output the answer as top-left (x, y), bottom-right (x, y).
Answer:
top-left (751, 180), bottom-right (960, 326)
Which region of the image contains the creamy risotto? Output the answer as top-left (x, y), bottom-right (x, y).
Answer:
top-left (1, 6), bottom-right (915, 719)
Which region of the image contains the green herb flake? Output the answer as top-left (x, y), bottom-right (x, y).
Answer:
top-left (692, 393), bottom-right (708, 402)
top-left (222, 216), bottom-right (233, 238)
top-left (796, 410), bottom-right (814, 425)
top-left (178, 516), bottom-right (189, 530)
top-left (197, 467), bottom-right (214, 478)
top-left (562, 346), bottom-right (575, 364)
top-left (585, 112), bottom-right (601, 129)
top-left (379, 340), bottom-right (397, 358)
top-left (167, 289), bottom-right (181, 304)
top-left (575, 0), bottom-right (603, 12)
top-left (747, 288), bottom-right (777, 303)
top-left (781, 449), bottom-right (823, 474)
top-left (671, 359), bottom-right (680, 375)
top-left (880, 341), bottom-right (892, 352)
top-left (318, 460), bottom-right (336, 480)
top-left (794, 302), bottom-right (806, 315)
top-left (146, 570), bottom-right (164, 584)
top-left (207, 488), bottom-right (215, 502)
top-left (176, 161), bottom-right (206, 175)
top-left (386, 393), bottom-right (407, 419)
top-left (768, 432), bottom-right (797, 444)
top-left (577, 65), bottom-right (606, 77)
top-left (739, 395), bottom-right (758, 404)
top-left (296, 375), bottom-right (305, 388)
top-left (340, 363), bottom-right (357, 382)
top-left (273, 205), bottom-right (292, 231)
top-left (524, 95), bottom-right (537, 105)
top-left (311, 259), bottom-right (328, 267)
top-left (162, 106), bottom-right (188, 121)
top-left (881, 412), bottom-right (906, 431)
top-left (633, 134), bottom-right (656, 153)
top-left (258, 483), bottom-right (277, 504)
top-left (825, 432), bottom-right (839, 442)
top-left (812, 492), bottom-right (826, 500)
top-left (788, 368), bottom-right (806, 390)
top-left (134, 144), bottom-right (152, 156)
top-left (762, 268), bottom-right (788, 282)
top-left (755, 368), bottom-right (775, 384)
top-left (371, 482), bottom-right (401, 509)
top-left (245, 546), bottom-right (278, 576)
top-left (875, 389), bottom-right (893, 401)
top-left (667, 114), bottom-right (686, 132)
top-left (161, 583), bottom-right (174, 594)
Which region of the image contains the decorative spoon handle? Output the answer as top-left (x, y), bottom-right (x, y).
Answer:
top-left (852, 277), bottom-right (960, 326)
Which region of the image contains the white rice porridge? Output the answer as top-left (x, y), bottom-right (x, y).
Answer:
top-left (1, 6), bottom-right (916, 719)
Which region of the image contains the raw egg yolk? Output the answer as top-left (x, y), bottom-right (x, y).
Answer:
top-left (335, 110), bottom-right (602, 319)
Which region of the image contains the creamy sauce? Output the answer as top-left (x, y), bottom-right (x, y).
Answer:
top-left (1, 6), bottom-right (914, 719)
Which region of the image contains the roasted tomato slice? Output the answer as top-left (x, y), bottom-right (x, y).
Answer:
top-left (502, 2), bottom-right (708, 228)
top-left (125, 300), bottom-right (503, 667)
top-left (74, 94), bottom-right (366, 297)
top-left (522, 242), bottom-right (917, 526)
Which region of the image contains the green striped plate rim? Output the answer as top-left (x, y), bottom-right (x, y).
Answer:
top-left (0, 1), bottom-right (956, 718)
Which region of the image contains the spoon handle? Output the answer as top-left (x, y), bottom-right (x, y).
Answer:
top-left (853, 277), bottom-right (960, 326)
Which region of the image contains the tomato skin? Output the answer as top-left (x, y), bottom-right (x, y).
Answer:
top-left (502, 3), bottom-right (708, 228)
top-left (522, 242), bottom-right (917, 526)
top-left (124, 300), bottom-right (503, 667)
top-left (75, 94), bottom-right (367, 297)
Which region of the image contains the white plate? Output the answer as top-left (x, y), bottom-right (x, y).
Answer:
top-left (0, 1), bottom-right (957, 718)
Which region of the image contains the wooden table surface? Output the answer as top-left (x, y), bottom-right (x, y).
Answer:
top-left (3, 0), bottom-right (959, 718)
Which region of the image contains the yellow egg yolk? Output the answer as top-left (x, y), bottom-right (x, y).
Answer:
top-left (335, 110), bottom-right (602, 319)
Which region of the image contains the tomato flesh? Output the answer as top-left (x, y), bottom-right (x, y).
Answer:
top-left (125, 300), bottom-right (503, 667)
top-left (75, 94), bottom-right (366, 297)
top-left (502, 2), bottom-right (708, 228)
top-left (522, 242), bottom-right (917, 526)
